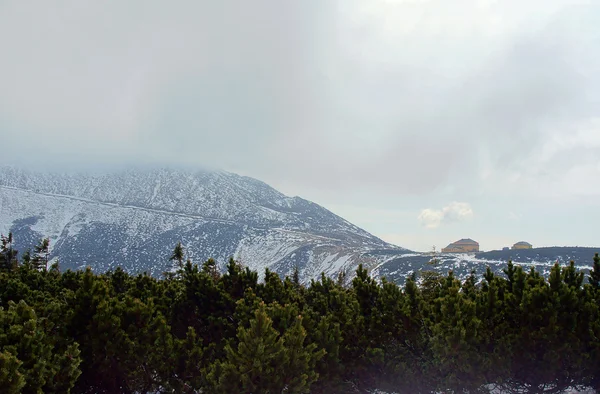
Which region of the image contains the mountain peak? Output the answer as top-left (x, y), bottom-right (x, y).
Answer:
top-left (0, 166), bottom-right (403, 280)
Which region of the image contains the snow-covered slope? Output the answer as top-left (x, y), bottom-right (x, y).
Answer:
top-left (5, 166), bottom-right (590, 284)
top-left (0, 166), bottom-right (404, 281)
top-left (370, 247), bottom-right (600, 285)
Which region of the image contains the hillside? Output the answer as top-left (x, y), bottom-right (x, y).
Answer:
top-left (3, 166), bottom-right (597, 285)
top-left (372, 247), bottom-right (600, 285)
top-left (0, 166), bottom-right (403, 280)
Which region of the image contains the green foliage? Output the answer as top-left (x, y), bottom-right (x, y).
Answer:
top-left (1, 235), bottom-right (600, 393)
top-left (0, 232), bottom-right (18, 272)
top-left (169, 241), bottom-right (185, 271)
top-left (84, 296), bottom-right (174, 392)
top-left (589, 252), bottom-right (600, 289)
top-left (210, 303), bottom-right (325, 393)
top-left (0, 300), bottom-right (81, 393)
top-left (0, 350), bottom-right (25, 393)
top-left (31, 237), bottom-right (50, 271)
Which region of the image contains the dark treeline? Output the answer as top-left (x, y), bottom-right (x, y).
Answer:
top-left (2, 234), bottom-right (600, 393)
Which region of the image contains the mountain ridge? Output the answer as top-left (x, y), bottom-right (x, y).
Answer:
top-left (0, 166), bottom-right (389, 242)
top-left (0, 166), bottom-right (403, 280)
top-left (3, 166), bottom-right (596, 284)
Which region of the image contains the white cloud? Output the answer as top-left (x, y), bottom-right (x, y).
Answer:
top-left (418, 202), bottom-right (474, 229)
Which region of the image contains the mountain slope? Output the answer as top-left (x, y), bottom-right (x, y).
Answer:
top-left (4, 167), bottom-right (593, 284)
top-left (370, 247), bottom-right (600, 285)
top-left (0, 167), bottom-right (404, 280)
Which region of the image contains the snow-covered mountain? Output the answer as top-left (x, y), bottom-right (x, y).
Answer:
top-left (370, 246), bottom-right (600, 285)
top-left (2, 166), bottom-right (596, 284)
top-left (0, 166), bottom-right (404, 281)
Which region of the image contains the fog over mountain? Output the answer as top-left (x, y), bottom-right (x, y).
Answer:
top-left (1, 1), bottom-right (600, 251)
top-left (0, 166), bottom-right (404, 281)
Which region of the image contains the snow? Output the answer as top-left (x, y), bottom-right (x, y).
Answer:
top-left (3, 167), bottom-right (589, 283)
top-left (0, 167), bottom-right (394, 280)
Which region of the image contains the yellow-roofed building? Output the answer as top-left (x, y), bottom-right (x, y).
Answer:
top-left (441, 238), bottom-right (479, 253)
top-left (512, 241), bottom-right (532, 250)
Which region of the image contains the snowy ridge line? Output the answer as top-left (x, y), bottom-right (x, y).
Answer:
top-left (0, 167), bottom-right (410, 282)
top-left (0, 185), bottom-right (264, 228)
top-left (438, 252), bottom-right (592, 267)
top-left (0, 184), bottom-right (383, 245)
top-left (273, 227), bottom-right (391, 247)
top-left (0, 167), bottom-right (395, 246)
top-left (1, 184), bottom-right (377, 246)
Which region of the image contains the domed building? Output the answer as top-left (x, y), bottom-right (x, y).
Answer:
top-left (512, 241), bottom-right (533, 250)
top-left (441, 238), bottom-right (479, 253)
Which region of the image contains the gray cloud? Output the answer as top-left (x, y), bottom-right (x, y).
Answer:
top-left (2, 2), bottom-right (598, 179)
top-left (0, 0), bottom-right (330, 169)
top-left (1, 0), bottom-right (600, 251)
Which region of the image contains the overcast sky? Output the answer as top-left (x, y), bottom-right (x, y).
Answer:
top-left (1, 0), bottom-right (599, 252)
